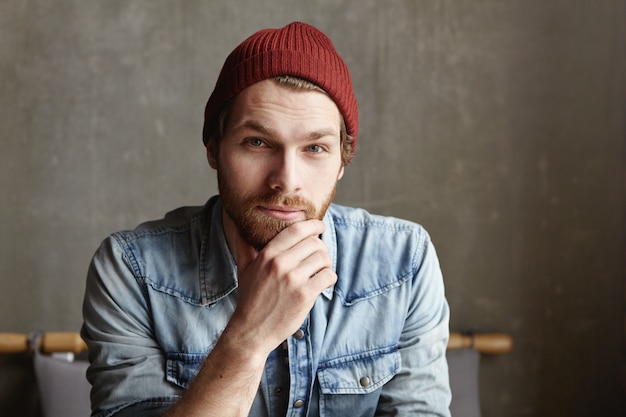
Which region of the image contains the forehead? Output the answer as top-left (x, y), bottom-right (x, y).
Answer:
top-left (227, 79), bottom-right (341, 136)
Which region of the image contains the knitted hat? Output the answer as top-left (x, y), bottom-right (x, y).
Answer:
top-left (202, 22), bottom-right (358, 148)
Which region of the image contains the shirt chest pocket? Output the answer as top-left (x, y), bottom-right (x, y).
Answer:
top-left (316, 348), bottom-right (401, 416)
top-left (165, 352), bottom-right (208, 389)
top-left (317, 347), bottom-right (401, 395)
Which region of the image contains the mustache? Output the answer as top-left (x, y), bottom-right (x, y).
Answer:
top-left (250, 192), bottom-right (311, 209)
top-left (246, 192), bottom-right (317, 218)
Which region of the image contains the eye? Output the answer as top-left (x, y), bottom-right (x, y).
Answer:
top-left (307, 144), bottom-right (324, 154)
top-left (246, 137), bottom-right (266, 147)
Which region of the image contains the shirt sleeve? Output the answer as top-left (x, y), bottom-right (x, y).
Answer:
top-left (375, 234), bottom-right (452, 416)
top-left (81, 235), bottom-right (182, 417)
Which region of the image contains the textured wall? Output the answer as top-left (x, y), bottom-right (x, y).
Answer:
top-left (0, 1), bottom-right (624, 416)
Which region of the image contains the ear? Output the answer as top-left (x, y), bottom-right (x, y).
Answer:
top-left (206, 141), bottom-right (218, 169)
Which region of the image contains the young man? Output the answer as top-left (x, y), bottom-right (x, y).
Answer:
top-left (82, 22), bottom-right (451, 417)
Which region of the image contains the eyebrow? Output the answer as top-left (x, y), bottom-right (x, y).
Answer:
top-left (233, 119), bottom-right (339, 141)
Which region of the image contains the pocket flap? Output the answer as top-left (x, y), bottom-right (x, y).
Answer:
top-left (318, 347), bottom-right (400, 394)
top-left (166, 352), bottom-right (207, 389)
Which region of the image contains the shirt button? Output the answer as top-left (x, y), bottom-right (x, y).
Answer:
top-left (293, 329), bottom-right (304, 339)
top-left (359, 376), bottom-right (371, 387)
top-left (293, 399), bottom-right (304, 408)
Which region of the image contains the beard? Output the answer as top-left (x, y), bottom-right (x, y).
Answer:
top-left (218, 174), bottom-right (337, 252)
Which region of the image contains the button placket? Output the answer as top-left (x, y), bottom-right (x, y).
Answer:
top-left (262, 344), bottom-right (290, 415)
top-left (287, 319), bottom-right (312, 415)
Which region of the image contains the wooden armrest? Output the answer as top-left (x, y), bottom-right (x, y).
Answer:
top-left (2, 331), bottom-right (512, 355)
top-left (0, 333), bottom-right (28, 353)
top-left (448, 332), bottom-right (513, 354)
top-left (0, 332), bottom-right (87, 354)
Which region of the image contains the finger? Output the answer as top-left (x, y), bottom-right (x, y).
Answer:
top-left (306, 267), bottom-right (337, 293)
top-left (259, 236), bottom-right (330, 286)
top-left (274, 242), bottom-right (330, 283)
top-left (240, 223), bottom-right (327, 289)
top-left (264, 219), bottom-right (326, 254)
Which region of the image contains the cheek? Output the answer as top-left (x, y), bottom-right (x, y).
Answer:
top-left (306, 170), bottom-right (340, 197)
top-left (218, 156), bottom-right (266, 192)
top-left (310, 160), bottom-right (343, 185)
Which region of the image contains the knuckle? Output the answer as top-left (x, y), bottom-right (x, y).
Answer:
top-left (292, 286), bottom-right (310, 303)
top-left (319, 270), bottom-right (338, 287)
top-left (313, 248), bottom-right (331, 265)
top-left (284, 268), bottom-right (300, 284)
top-left (266, 254), bottom-right (285, 276)
top-left (288, 221), bottom-right (307, 235)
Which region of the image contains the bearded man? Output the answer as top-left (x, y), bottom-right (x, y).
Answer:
top-left (82, 22), bottom-right (451, 417)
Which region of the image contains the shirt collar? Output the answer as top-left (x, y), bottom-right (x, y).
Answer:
top-left (321, 206), bottom-right (337, 300)
top-left (199, 197), bottom-right (238, 306)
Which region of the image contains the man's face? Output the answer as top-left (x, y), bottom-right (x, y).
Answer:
top-left (208, 79), bottom-right (345, 251)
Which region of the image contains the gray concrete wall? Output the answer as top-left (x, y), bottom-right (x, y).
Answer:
top-left (1, 1), bottom-right (624, 416)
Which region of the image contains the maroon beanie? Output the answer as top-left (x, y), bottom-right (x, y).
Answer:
top-left (202, 22), bottom-right (358, 148)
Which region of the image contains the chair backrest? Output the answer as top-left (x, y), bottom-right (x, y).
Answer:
top-left (447, 348), bottom-right (481, 417)
top-left (446, 333), bottom-right (513, 417)
top-left (34, 352), bottom-right (90, 417)
top-left (0, 332), bottom-right (91, 417)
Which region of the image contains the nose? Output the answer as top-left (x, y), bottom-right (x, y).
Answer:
top-left (268, 150), bottom-right (301, 193)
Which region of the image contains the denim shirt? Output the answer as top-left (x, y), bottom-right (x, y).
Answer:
top-left (82, 196), bottom-right (451, 417)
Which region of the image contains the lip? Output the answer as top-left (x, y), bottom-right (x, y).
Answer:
top-left (258, 205), bottom-right (306, 221)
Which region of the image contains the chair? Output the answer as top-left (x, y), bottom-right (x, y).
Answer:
top-left (0, 332), bottom-right (89, 417)
top-left (0, 331), bottom-right (512, 417)
top-left (446, 333), bottom-right (513, 417)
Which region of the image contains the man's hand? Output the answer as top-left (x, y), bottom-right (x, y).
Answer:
top-left (229, 219), bottom-right (337, 355)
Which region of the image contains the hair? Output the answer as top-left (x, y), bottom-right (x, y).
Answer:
top-left (207, 76), bottom-right (355, 166)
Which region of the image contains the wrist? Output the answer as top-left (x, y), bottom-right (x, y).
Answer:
top-left (215, 319), bottom-right (275, 370)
